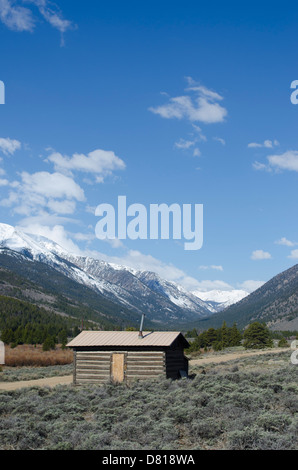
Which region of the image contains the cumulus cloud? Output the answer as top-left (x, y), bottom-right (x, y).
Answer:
top-left (21, 171), bottom-right (85, 201)
top-left (149, 78), bottom-right (227, 125)
top-left (237, 280), bottom-right (265, 293)
top-left (0, 137), bottom-right (21, 155)
top-left (189, 279), bottom-right (234, 292)
top-left (47, 149), bottom-right (126, 183)
top-left (267, 150), bottom-right (298, 172)
top-left (0, 171), bottom-right (85, 217)
top-left (19, 222), bottom-right (82, 254)
top-left (253, 150), bottom-right (298, 173)
top-left (251, 250), bottom-right (272, 260)
top-left (288, 249), bottom-right (298, 259)
top-left (275, 237), bottom-right (296, 247)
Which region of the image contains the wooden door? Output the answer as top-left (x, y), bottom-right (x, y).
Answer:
top-left (111, 353), bottom-right (125, 382)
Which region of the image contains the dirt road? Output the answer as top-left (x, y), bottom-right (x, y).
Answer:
top-left (0, 348), bottom-right (290, 391)
top-left (0, 375), bottom-right (73, 391)
top-left (189, 347), bottom-right (289, 366)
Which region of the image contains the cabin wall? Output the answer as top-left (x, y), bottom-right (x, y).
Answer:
top-left (74, 350), bottom-right (111, 384)
top-left (126, 351), bottom-right (165, 381)
top-left (73, 349), bottom-right (166, 385)
top-left (165, 349), bottom-right (189, 379)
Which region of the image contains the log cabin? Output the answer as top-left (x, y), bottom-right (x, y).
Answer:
top-left (67, 330), bottom-right (190, 385)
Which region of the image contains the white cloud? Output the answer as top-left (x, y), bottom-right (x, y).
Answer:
top-left (73, 232), bottom-right (96, 242)
top-left (275, 237), bottom-right (296, 247)
top-left (102, 238), bottom-right (124, 249)
top-left (19, 223), bottom-right (82, 254)
top-left (174, 139), bottom-right (195, 150)
top-left (192, 124), bottom-right (207, 142)
top-left (213, 137), bottom-right (226, 146)
top-left (288, 249), bottom-right (298, 259)
top-left (252, 150), bottom-right (298, 173)
top-left (189, 279), bottom-right (234, 292)
top-left (267, 150), bottom-right (298, 172)
top-left (237, 280), bottom-right (265, 293)
top-left (252, 161), bottom-right (271, 172)
top-left (248, 139), bottom-right (279, 149)
top-left (47, 199), bottom-right (77, 215)
top-left (193, 148), bottom-right (201, 157)
top-left (251, 250), bottom-right (272, 260)
top-left (149, 78), bottom-right (227, 124)
top-left (0, 0), bottom-right (74, 44)
top-left (199, 265), bottom-right (223, 271)
top-left (27, 0), bottom-right (72, 31)
top-left (85, 247), bottom-right (202, 291)
top-left (0, 171), bottom-right (85, 217)
top-left (21, 171), bottom-right (85, 201)
top-left (47, 149), bottom-right (126, 183)
top-left (0, 0), bottom-right (35, 31)
top-left (0, 137), bottom-right (21, 155)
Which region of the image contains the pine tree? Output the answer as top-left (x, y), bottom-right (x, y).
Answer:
top-left (243, 322), bottom-right (273, 349)
top-left (221, 321), bottom-right (229, 349)
top-left (229, 322), bottom-right (242, 347)
top-left (205, 328), bottom-right (217, 347)
top-left (278, 337), bottom-right (288, 348)
top-left (1, 328), bottom-right (14, 345)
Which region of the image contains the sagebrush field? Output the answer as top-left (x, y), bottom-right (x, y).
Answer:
top-left (0, 350), bottom-right (297, 450)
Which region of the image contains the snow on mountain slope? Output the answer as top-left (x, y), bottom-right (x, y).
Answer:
top-left (0, 223), bottom-right (215, 321)
top-left (192, 289), bottom-right (249, 311)
top-left (135, 271), bottom-right (217, 313)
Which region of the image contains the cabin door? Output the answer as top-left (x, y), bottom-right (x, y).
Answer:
top-left (111, 353), bottom-right (125, 382)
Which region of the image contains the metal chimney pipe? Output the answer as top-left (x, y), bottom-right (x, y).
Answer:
top-left (138, 314), bottom-right (145, 338)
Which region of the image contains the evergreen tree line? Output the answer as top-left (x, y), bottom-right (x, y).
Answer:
top-left (186, 322), bottom-right (242, 352)
top-left (186, 321), bottom-right (276, 352)
top-left (0, 295), bottom-right (83, 349)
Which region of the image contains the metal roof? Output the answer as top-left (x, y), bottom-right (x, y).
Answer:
top-left (67, 331), bottom-right (189, 348)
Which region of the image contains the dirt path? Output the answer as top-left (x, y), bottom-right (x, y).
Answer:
top-left (0, 348), bottom-right (290, 391)
top-left (189, 347), bottom-right (289, 366)
top-left (0, 375), bottom-right (73, 391)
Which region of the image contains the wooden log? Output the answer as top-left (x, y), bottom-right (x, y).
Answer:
top-left (127, 367), bottom-right (165, 373)
top-left (126, 361), bottom-right (165, 367)
top-left (76, 374), bottom-right (110, 380)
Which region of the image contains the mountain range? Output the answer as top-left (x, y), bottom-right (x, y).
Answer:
top-left (1, 223), bottom-right (296, 332)
top-left (192, 289), bottom-right (249, 312)
top-left (196, 263), bottom-right (298, 331)
top-left (0, 223), bottom-right (221, 328)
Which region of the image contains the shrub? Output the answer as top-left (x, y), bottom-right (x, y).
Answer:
top-left (278, 337), bottom-right (288, 348)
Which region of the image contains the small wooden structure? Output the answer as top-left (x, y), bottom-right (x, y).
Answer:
top-left (67, 330), bottom-right (189, 385)
top-left (0, 340), bottom-right (4, 365)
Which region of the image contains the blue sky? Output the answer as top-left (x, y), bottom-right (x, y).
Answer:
top-left (1, 0), bottom-right (298, 293)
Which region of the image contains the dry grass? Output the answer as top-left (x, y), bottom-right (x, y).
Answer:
top-left (3, 344), bottom-right (73, 367)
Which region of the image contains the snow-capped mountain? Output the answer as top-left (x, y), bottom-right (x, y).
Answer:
top-left (192, 289), bottom-right (249, 312)
top-left (0, 223), bottom-right (215, 325)
top-left (135, 271), bottom-right (218, 313)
